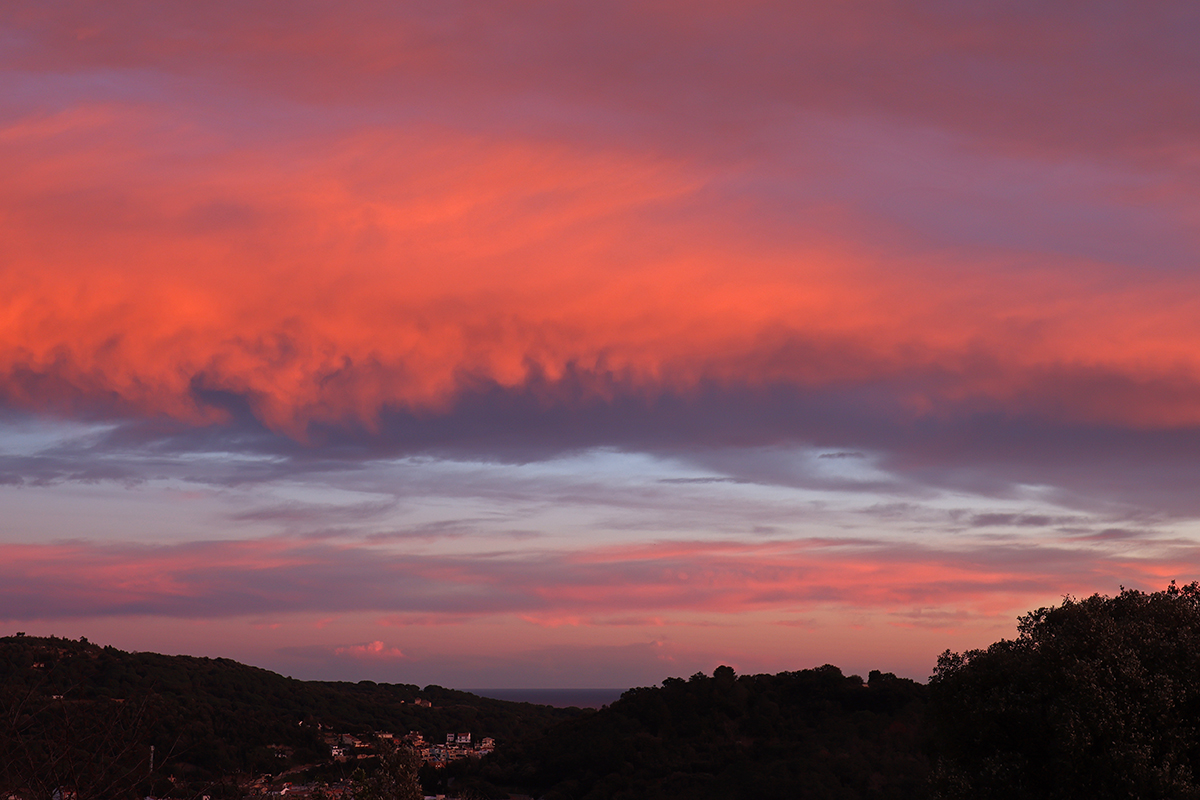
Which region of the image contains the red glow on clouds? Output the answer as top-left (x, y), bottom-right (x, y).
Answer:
top-left (4, 105), bottom-right (1200, 434)
top-left (5, 0), bottom-right (1200, 684)
top-left (0, 536), bottom-right (1189, 625)
top-left (2, 531), bottom-right (1192, 681)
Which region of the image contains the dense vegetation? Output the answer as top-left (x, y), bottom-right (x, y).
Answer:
top-left (466, 664), bottom-right (929, 799)
top-left (929, 582), bottom-right (1200, 800)
top-left (11, 583), bottom-right (1200, 799)
top-left (0, 634), bottom-right (581, 796)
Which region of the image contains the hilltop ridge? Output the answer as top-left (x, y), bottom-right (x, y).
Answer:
top-left (0, 635), bottom-right (932, 799)
top-left (0, 633), bottom-right (583, 796)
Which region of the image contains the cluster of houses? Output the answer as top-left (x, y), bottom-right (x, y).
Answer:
top-left (238, 729), bottom-right (496, 798)
top-left (324, 729), bottom-right (496, 768)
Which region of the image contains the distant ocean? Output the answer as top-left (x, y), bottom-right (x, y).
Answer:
top-left (466, 688), bottom-right (625, 708)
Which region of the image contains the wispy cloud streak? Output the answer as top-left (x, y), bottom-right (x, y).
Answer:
top-left (1, 534), bottom-right (1192, 623)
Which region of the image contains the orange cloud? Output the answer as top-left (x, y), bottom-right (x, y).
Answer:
top-left (4, 102), bottom-right (1200, 440)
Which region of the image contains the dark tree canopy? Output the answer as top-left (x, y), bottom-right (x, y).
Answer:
top-left (350, 739), bottom-right (422, 800)
top-left (929, 582), bottom-right (1200, 800)
top-left (476, 664), bottom-right (929, 799)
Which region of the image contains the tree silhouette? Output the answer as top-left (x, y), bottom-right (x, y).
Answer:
top-left (350, 738), bottom-right (422, 800)
top-left (0, 684), bottom-right (156, 800)
top-left (929, 582), bottom-right (1200, 799)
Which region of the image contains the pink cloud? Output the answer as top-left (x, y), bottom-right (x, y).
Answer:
top-left (333, 640), bottom-right (407, 660)
top-left (0, 534), bottom-right (1193, 625)
top-left (9, 1), bottom-right (1197, 161)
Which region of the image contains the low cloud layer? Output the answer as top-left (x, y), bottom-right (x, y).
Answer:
top-left (1, 531), bottom-right (1191, 623)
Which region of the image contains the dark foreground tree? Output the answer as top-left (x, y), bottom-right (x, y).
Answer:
top-left (350, 738), bottom-right (422, 800)
top-left (0, 686), bottom-right (155, 800)
top-left (929, 582), bottom-right (1200, 800)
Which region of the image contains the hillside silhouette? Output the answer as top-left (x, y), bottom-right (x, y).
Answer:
top-left (12, 585), bottom-right (1200, 800)
top-left (0, 634), bottom-right (581, 795)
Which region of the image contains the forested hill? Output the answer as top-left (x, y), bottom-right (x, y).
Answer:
top-left (0, 634), bottom-right (583, 783)
top-left (1, 635), bottom-right (931, 799)
top-left (467, 665), bottom-right (930, 800)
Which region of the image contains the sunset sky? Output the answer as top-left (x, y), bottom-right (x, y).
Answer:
top-left (4, 1), bottom-right (1200, 689)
